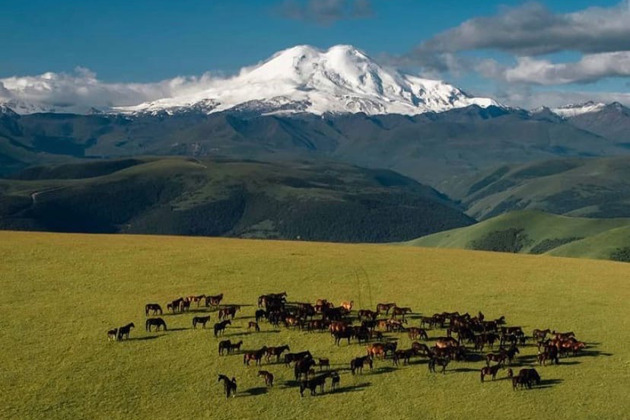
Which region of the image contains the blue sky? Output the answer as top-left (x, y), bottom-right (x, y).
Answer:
top-left (1, 0), bottom-right (629, 108)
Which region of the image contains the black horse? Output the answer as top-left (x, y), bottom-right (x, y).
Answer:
top-left (214, 320), bottom-right (231, 337)
top-left (146, 318), bottom-right (167, 332)
top-left (117, 323), bottom-right (135, 340)
top-left (192, 316), bottom-right (211, 329)
top-left (145, 303), bottom-right (163, 316)
top-left (350, 355), bottom-right (373, 375)
top-left (218, 374), bottom-right (237, 398)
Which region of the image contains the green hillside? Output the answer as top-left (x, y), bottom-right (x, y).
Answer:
top-left (1, 231), bottom-right (628, 419)
top-left (407, 210), bottom-right (630, 261)
top-left (444, 156), bottom-right (630, 220)
top-left (0, 157), bottom-right (473, 242)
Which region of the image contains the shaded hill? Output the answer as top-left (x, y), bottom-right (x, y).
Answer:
top-left (407, 210), bottom-right (630, 261)
top-left (445, 156), bottom-right (630, 220)
top-left (0, 157), bottom-right (473, 242)
top-left (1, 106), bottom-right (627, 190)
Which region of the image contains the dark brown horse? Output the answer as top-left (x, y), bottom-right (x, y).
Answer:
top-left (145, 318), bottom-right (167, 332)
top-left (318, 358), bottom-right (330, 370)
top-left (299, 374), bottom-right (327, 397)
top-left (294, 358), bottom-right (317, 380)
top-left (486, 351), bottom-right (507, 367)
top-left (428, 357), bottom-right (450, 374)
top-left (218, 339), bottom-right (231, 355)
top-left (376, 303), bottom-right (397, 315)
top-left (192, 316), bottom-right (211, 329)
top-left (284, 351), bottom-right (312, 366)
top-left (244, 347), bottom-right (268, 366)
top-left (358, 309), bottom-right (378, 321)
top-left (247, 321), bottom-right (260, 332)
top-left (168, 298), bottom-right (184, 313)
top-left (265, 345), bottom-right (290, 362)
top-left (218, 374), bottom-right (237, 398)
top-left (219, 305), bottom-right (240, 320)
top-left (227, 340), bottom-right (243, 354)
top-left (145, 303), bottom-right (163, 316)
top-left (213, 320), bottom-right (231, 337)
top-left (391, 306), bottom-right (412, 321)
top-left (206, 293), bottom-right (224, 307)
top-left (480, 364), bottom-right (502, 382)
top-left (117, 323), bottom-right (135, 340)
top-left (258, 370), bottom-right (274, 386)
top-left (393, 349), bottom-right (416, 366)
top-left (350, 355), bottom-right (373, 374)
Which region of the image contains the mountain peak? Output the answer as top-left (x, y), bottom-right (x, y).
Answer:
top-left (119, 44), bottom-right (499, 116)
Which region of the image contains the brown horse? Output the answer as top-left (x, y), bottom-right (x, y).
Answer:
top-left (145, 303), bottom-right (163, 316)
top-left (168, 298), bottom-right (184, 313)
top-left (480, 364), bottom-right (502, 382)
top-left (284, 351), bottom-right (312, 366)
top-left (340, 301), bottom-right (354, 311)
top-left (192, 316), bottom-right (211, 329)
top-left (486, 351), bottom-right (507, 367)
top-left (376, 303), bottom-right (397, 315)
top-left (294, 358), bottom-right (317, 381)
top-left (213, 320), bottom-right (231, 337)
top-left (206, 293), bottom-right (224, 307)
top-left (186, 295), bottom-right (206, 307)
top-left (258, 371), bottom-right (274, 387)
top-left (145, 318), bottom-right (167, 332)
top-left (247, 321), bottom-right (260, 332)
top-left (391, 306), bottom-right (412, 321)
top-left (228, 340), bottom-right (243, 354)
top-left (393, 349), bottom-right (416, 366)
top-left (533, 328), bottom-right (551, 341)
top-left (299, 374), bottom-right (327, 397)
top-left (435, 337), bottom-right (459, 349)
top-left (218, 374), bottom-right (237, 398)
top-left (358, 309), bottom-right (378, 321)
top-left (244, 347), bottom-right (268, 366)
top-left (350, 355), bottom-right (373, 374)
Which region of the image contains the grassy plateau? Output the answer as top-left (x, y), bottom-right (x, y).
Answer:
top-left (1, 231), bottom-right (629, 420)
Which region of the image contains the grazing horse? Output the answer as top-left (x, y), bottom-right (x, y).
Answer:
top-left (218, 375), bottom-right (237, 398)
top-left (265, 345), bottom-right (291, 363)
top-left (213, 320), bottom-right (231, 337)
top-left (350, 356), bottom-right (373, 375)
top-left (480, 364), bottom-right (502, 382)
top-left (284, 351), bottom-right (312, 366)
top-left (244, 347), bottom-right (268, 366)
top-left (435, 337), bottom-right (459, 349)
top-left (218, 339), bottom-right (232, 355)
top-left (247, 321), bottom-right (260, 332)
top-left (505, 345), bottom-right (520, 364)
top-left (117, 323), bottom-right (135, 340)
top-left (107, 328), bottom-right (118, 341)
top-left (358, 309), bottom-right (378, 321)
top-left (169, 298), bottom-right (184, 313)
top-left (186, 295), bottom-right (206, 307)
top-left (145, 303), bottom-right (163, 316)
top-left (258, 371), bottom-right (274, 387)
top-left (407, 327), bottom-right (429, 341)
top-left (294, 358), bottom-right (317, 380)
top-left (512, 375), bottom-right (529, 390)
top-left (518, 368), bottom-right (541, 386)
top-left (411, 342), bottom-right (431, 357)
top-left (145, 317), bottom-right (167, 332)
top-left (299, 374), bottom-right (327, 397)
top-left (333, 329), bottom-right (353, 346)
top-left (391, 306), bottom-right (412, 321)
top-left (367, 342), bottom-right (396, 360)
top-left (192, 316), bottom-right (211, 329)
top-left (205, 293), bottom-right (224, 307)
top-left (393, 349), bottom-right (416, 366)
top-left (428, 357), bottom-right (450, 374)
top-left (376, 303), bottom-right (397, 315)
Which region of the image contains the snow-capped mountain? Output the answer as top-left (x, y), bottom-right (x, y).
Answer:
top-left (117, 45), bottom-right (498, 116)
top-left (551, 101), bottom-right (607, 118)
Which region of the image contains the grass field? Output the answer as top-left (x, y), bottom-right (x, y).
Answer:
top-left (1, 231), bottom-right (629, 420)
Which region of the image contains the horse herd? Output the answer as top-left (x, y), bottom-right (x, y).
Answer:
top-left (107, 291), bottom-right (587, 398)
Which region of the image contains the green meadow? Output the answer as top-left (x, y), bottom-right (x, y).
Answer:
top-left (1, 231), bottom-right (629, 419)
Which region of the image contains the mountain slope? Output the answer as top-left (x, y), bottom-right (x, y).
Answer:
top-left (407, 210), bottom-right (630, 261)
top-left (447, 156), bottom-right (630, 220)
top-left (0, 157), bottom-right (474, 242)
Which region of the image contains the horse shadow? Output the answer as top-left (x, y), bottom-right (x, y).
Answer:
top-left (465, 353), bottom-right (485, 363)
top-left (334, 382), bottom-right (371, 394)
top-left (451, 367), bottom-right (478, 373)
top-left (168, 327), bottom-right (188, 332)
top-left (536, 378), bottom-right (564, 389)
top-left (128, 335), bottom-right (162, 341)
top-left (579, 350), bottom-right (612, 357)
top-left (238, 387), bottom-right (268, 397)
top-left (370, 366), bottom-right (396, 375)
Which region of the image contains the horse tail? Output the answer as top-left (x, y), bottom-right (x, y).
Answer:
top-left (192, 318), bottom-right (197, 329)
top-left (145, 319), bottom-right (150, 332)
top-left (162, 320), bottom-right (167, 331)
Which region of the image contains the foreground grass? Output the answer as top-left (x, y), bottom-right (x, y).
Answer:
top-left (1, 231), bottom-right (629, 420)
